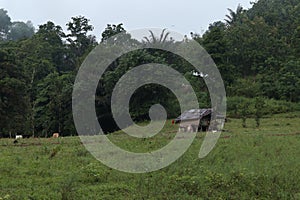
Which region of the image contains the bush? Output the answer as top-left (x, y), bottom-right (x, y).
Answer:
top-left (227, 96), bottom-right (299, 117)
top-left (82, 163), bottom-right (111, 183)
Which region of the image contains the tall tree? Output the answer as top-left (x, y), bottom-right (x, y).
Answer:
top-left (35, 72), bottom-right (75, 137)
top-left (7, 21), bottom-right (35, 41)
top-left (0, 8), bottom-right (11, 40)
top-left (66, 16), bottom-right (97, 62)
top-left (14, 22), bottom-right (66, 136)
top-left (0, 49), bottom-right (27, 137)
top-left (225, 4), bottom-right (245, 25)
top-left (36, 21), bottom-right (68, 72)
top-left (101, 23), bottom-right (126, 43)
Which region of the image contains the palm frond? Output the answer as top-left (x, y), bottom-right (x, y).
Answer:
top-left (162, 32), bottom-right (170, 43)
top-left (143, 36), bottom-right (150, 43)
top-left (159, 29), bottom-right (166, 42)
top-left (149, 30), bottom-right (157, 44)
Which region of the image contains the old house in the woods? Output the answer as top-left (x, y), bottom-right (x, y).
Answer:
top-left (173, 108), bottom-right (219, 132)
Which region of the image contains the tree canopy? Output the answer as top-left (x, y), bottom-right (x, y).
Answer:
top-left (0, 0), bottom-right (300, 136)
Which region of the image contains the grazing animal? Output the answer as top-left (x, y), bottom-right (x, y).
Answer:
top-left (187, 125), bottom-right (196, 133)
top-left (15, 135), bottom-right (23, 139)
top-left (179, 126), bottom-right (185, 132)
top-left (52, 133), bottom-right (59, 138)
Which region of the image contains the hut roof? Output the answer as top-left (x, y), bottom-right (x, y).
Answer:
top-left (175, 108), bottom-right (212, 123)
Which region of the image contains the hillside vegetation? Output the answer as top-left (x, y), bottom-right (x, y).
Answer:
top-left (1, 0), bottom-right (300, 137)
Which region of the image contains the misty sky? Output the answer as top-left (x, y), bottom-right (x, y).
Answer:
top-left (0, 0), bottom-right (252, 40)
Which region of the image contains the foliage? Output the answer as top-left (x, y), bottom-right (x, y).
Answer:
top-left (7, 21), bottom-right (34, 41)
top-left (0, 2), bottom-right (300, 198)
top-left (0, 8), bottom-right (11, 40)
top-left (1, 0), bottom-right (300, 136)
top-left (227, 96), bottom-right (298, 117)
top-left (101, 23), bottom-right (126, 43)
top-left (0, 9), bottom-right (34, 41)
top-left (0, 49), bottom-right (27, 137)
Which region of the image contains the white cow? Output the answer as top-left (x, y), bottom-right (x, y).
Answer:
top-left (15, 135), bottom-right (23, 139)
top-left (52, 133), bottom-right (59, 138)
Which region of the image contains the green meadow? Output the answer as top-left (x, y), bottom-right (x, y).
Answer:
top-left (1, 112), bottom-right (300, 199)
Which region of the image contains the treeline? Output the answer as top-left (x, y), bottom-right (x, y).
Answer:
top-left (196, 0), bottom-right (300, 102)
top-left (1, 0), bottom-right (300, 137)
top-left (0, 12), bottom-right (98, 137)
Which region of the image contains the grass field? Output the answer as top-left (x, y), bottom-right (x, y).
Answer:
top-left (1, 112), bottom-right (300, 199)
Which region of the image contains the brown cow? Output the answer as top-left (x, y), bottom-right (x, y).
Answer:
top-left (52, 133), bottom-right (59, 138)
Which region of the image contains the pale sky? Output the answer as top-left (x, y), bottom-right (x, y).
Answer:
top-left (0, 0), bottom-right (252, 40)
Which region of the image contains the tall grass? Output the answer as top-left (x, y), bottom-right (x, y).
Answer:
top-left (0, 113), bottom-right (299, 199)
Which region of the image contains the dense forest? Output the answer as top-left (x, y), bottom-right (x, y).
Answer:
top-left (1, 0), bottom-right (300, 137)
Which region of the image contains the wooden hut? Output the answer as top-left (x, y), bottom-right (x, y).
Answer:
top-left (173, 109), bottom-right (213, 132)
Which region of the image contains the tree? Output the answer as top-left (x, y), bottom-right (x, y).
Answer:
top-left (228, 78), bottom-right (261, 98)
top-left (66, 16), bottom-right (97, 60)
top-left (35, 72), bottom-right (75, 137)
top-left (36, 21), bottom-right (68, 72)
top-left (200, 21), bottom-right (236, 85)
top-left (238, 98), bottom-right (251, 128)
top-left (0, 49), bottom-right (27, 137)
top-left (0, 8), bottom-right (11, 40)
top-left (7, 21), bottom-right (35, 41)
top-left (14, 23), bottom-right (65, 136)
top-left (277, 60), bottom-right (300, 102)
top-left (254, 97), bottom-right (265, 127)
top-left (101, 23), bottom-right (125, 42)
top-left (142, 29), bottom-right (175, 49)
top-left (37, 21), bottom-right (65, 45)
top-left (225, 4), bottom-right (245, 26)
